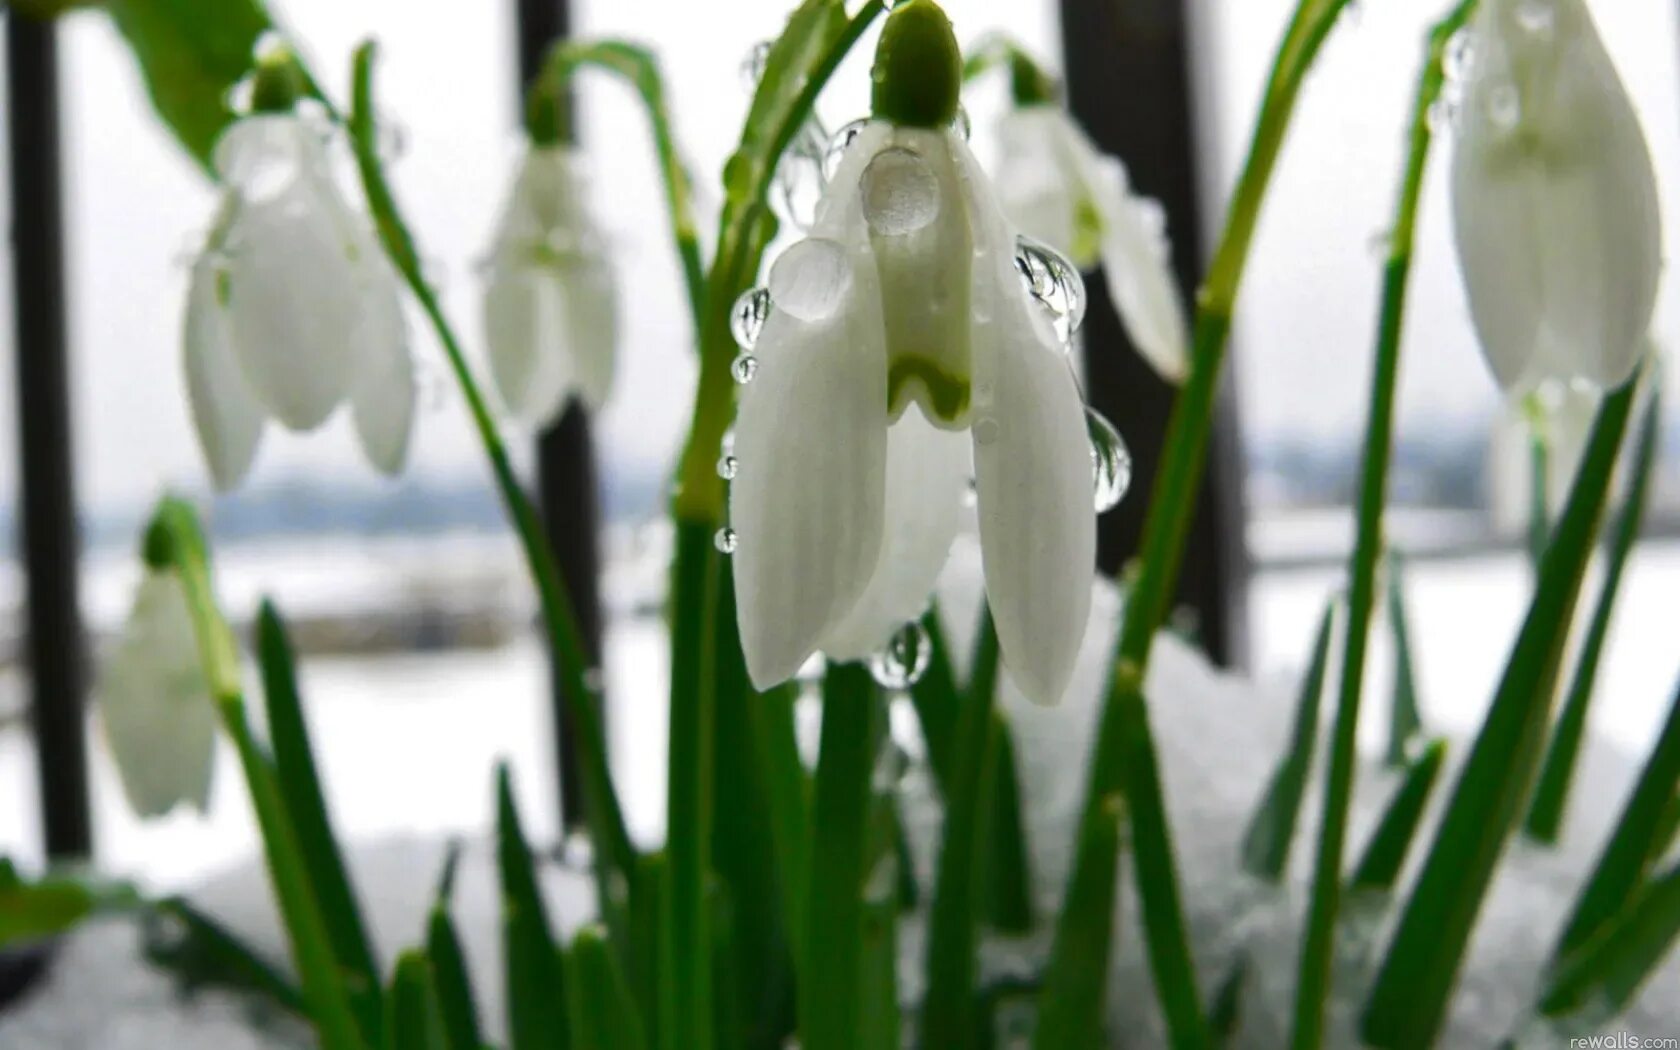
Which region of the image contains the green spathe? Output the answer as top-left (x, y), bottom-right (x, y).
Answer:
top-left (870, 0), bottom-right (962, 129)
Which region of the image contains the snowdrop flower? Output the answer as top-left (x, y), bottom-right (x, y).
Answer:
top-left (730, 0), bottom-right (1097, 704)
top-left (994, 94), bottom-right (1189, 383)
top-left (183, 56), bottom-right (415, 490)
top-left (480, 138), bottom-right (618, 426)
top-left (97, 569), bottom-right (215, 818)
top-left (1451, 0), bottom-right (1661, 395)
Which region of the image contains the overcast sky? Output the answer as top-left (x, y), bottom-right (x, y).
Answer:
top-left (1, 0), bottom-right (1677, 515)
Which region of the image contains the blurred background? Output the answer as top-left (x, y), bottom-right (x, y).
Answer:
top-left (1, 0), bottom-right (1677, 891)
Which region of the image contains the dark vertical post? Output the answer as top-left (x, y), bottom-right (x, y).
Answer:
top-left (513, 0), bottom-right (599, 831)
top-left (6, 15), bottom-right (93, 857)
top-left (1058, 0), bottom-right (1251, 667)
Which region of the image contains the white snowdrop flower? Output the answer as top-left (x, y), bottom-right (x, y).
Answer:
top-left (97, 570), bottom-right (215, 819)
top-left (729, 0), bottom-right (1098, 704)
top-left (480, 145), bottom-right (618, 426)
top-left (182, 58), bottom-right (416, 490)
top-left (994, 104), bottom-right (1190, 383)
top-left (1451, 0), bottom-right (1661, 395)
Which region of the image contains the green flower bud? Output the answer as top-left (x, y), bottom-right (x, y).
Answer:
top-left (1008, 50), bottom-right (1059, 107)
top-left (249, 51), bottom-right (306, 115)
top-left (871, 0), bottom-right (962, 129)
top-left (525, 82), bottom-right (571, 147)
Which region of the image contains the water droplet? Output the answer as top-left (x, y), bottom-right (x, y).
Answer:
top-left (868, 621), bottom-right (931, 690)
top-left (1087, 407), bottom-right (1132, 512)
top-left (237, 151), bottom-right (302, 204)
top-left (822, 119), bottom-right (869, 181)
top-left (973, 417), bottom-right (1000, 446)
top-left (768, 238), bottom-right (852, 322)
top-left (714, 527), bottom-right (738, 554)
top-left (962, 477), bottom-right (978, 508)
top-left (1515, 0), bottom-right (1555, 35)
top-left (740, 40), bottom-right (773, 89)
top-left (1014, 236), bottom-right (1087, 344)
top-left (1444, 29), bottom-right (1476, 84)
top-left (731, 287), bottom-right (772, 349)
top-left (952, 104), bottom-right (972, 141)
top-left (1487, 83), bottom-right (1521, 130)
top-left (252, 29), bottom-right (288, 63)
top-left (860, 147), bottom-right (940, 236)
top-left (1338, 0), bottom-right (1363, 29)
top-left (378, 114), bottom-right (408, 162)
top-left (732, 354), bottom-right (759, 384)
top-left (558, 831), bottom-right (595, 871)
top-left (774, 153), bottom-right (824, 231)
top-left (1427, 97), bottom-right (1460, 134)
top-left (716, 454), bottom-right (739, 480)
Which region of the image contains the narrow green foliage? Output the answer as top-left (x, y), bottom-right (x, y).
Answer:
top-left (1347, 738), bottom-right (1447, 893)
top-left (0, 868), bottom-right (138, 949)
top-left (567, 926), bottom-right (651, 1050)
top-left (755, 681), bottom-right (811, 961)
top-left (968, 608), bottom-right (1033, 931)
top-left (1555, 677), bottom-right (1680, 959)
top-left (385, 952), bottom-right (446, 1050)
top-left (425, 846), bottom-right (481, 1050)
top-left (496, 766), bottom-right (569, 1050)
top-left (1208, 950), bottom-right (1252, 1046)
top-left (1542, 862), bottom-right (1680, 1018)
top-left (1652, 796), bottom-right (1680, 867)
top-left (1241, 599), bottom-right (1336, 881)
top-left (861, 787), bottom-right (904, 1049)
top-left (1032, 795), bottom-right (1124, 1050)
top-left (1527, 425), bottom-right (1551, 575)
top-left (910, 605), bottom-right (963, 782)
top-left (144, 896), bottom-right (304, 1014)
top-left (799, 665), bottom-right (882, 1050)
top-left (630, 851), bottom-right (668, 1050)
top-left (1362, 379), bottom-right (1638, 1048)
top-left (257, 602), bottom-right (384, 1043)
top-left (1526, 388), bottom-right (1663, 843)
top-left (1384, 558), bottom-right (1425, 768)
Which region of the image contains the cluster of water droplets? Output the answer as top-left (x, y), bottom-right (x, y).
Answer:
top-left (1429, 1), bottom-right (1554, 136)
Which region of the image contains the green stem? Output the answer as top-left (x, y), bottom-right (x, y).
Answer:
top-left (535, 41), bottom-right (705, 331)
top-left (1289, 6), bottom-right (1474, 1045)
top-left (1527, 415), bottom-right (1551, 573)
top-left (346, 42), bottom-right (634, 919)
top-left (1045, 7), bottom-right (1356, 1044)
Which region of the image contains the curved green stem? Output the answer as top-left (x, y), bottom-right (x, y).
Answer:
top-left (346, 42), bottom-right (635, 910)
top-left (1042, 2), bottom-right (1357, 1045)
top-left (1289, 5), bottom-right (1476, 1046)
top-left (535, 40), bottom-right (705, 332)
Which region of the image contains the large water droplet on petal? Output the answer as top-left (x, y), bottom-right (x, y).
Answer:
top-left (732, 354), bottom-right (759, 385)
top-left (714, 527), bottom-right (738, 554)
top-left (1086, 407), bottom-right (1132, 512)
top-left (868, 621), bottom-right (931, 690)
top-left (769, 238), bottom-right (852, 323)
top-left (731, 287), bottom-right (772, 350)
top-left (972, 417), bottom-right (1000, 446)
top-left (823, 118), bottom-right (870, 182)
top-left (1443, 29), bottom-right (1475, 84)
top-left (861, 148), bottom-right (940, 236)
top-left (1014, 236), bottom-right (1087, 345)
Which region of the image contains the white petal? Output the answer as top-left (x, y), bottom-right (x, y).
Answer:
top-left (958, 137), bottom-right (1096, 705)
top-left (221, 134), bottom-right (366, 429)
top-left (349, 253), bottom-right (416, 475)
top-left (1452, 0), bottom-right (1661, 394)
top-left (561, 255), bottom-right (617, 412)
top-left (1089, 157), bottom-right (1190, 384)
top-left (183, 256), bottom-right (264, 490)
top-left (484, 265), bottom-right (575, 424)
top-left (994, 108), bottom-right (1082, 265)
top-left (823, 404), bottom-right (969, 661)
top-left (97, 572), bottom-right (216, 818)
top-left (730, 222), bottom-right (889, 689)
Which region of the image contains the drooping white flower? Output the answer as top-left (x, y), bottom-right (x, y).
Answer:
top-left (97, 570), bottom-right (216, 819)
top-left (1450, 0), bottom-right (1661, 395)
top-left (994, 104), bottom-right (1190, 383)
top-left (480, 146), bottom-right (618, 425)
top-left (183, 98), bottom-right (416, 490)
top-left (729, 0), bottom-right (1097, 704)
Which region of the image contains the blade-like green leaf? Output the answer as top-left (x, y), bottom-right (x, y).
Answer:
top-left (566, 926), bottom-right (650, 1050)
top-left (1555, 676), bottom-right (1680, 959)
top-left (1542, 861), bottom-right (1680, 1018)
top-left (257, 601), bottom-right (384, 1042)
top-left (496, 765), bottom-right (569, 1050)
top-left (144, 896), bottom-right (304, 1014)
top-left (1347, 738), bottom-right (1447, 893)
top-left (1362, 378), bottom-right (1639, 1048)
top-left (1031, 795), bottom-right (1124, 1050)
top-left (1384, 557), bottom-right (1425, 768)
top-left (1652, 796), bottom-right (1680, 868)
top-left (425, 846), bottom-right (481, 1050)
top-left (385, 951), bottom-right (446, 1050)
top-left (910, 605), bottom-right (963, 783)
top-left (0, 869), bottom-right (138, 949)
top-left (103, 0), bottom-right (274, 170)
top-left (1241, 599), bottom-right (1336, 881)
top-left (1209, 949), bottom-right (1252, 1046)
top-left (1526, 387), bottom-right (1663, 844)
top-left (969, 609), bottom-right (1034, 934)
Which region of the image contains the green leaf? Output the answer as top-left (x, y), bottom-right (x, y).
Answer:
top-left (496, 765), bottom-right (570, 1050)
top-left (1541, 861), bottom-right (1680, 1018)
top-left (1241, 598), bottom-right (1336, 881)
top-left (566, 926), bottom-right (650, 1050)
top-left (859, 826), bottom-right (902, 1050)
top-left (6, 0), bottom-right (103, 18)
top-left (1031, 795), bottom-right (1124, 1050)
top-left (1208, 949), bottom-right (1251, 1046)
top-left (144, 896), bottom-right (305, 1014)
top-left (1554, 675), bottom-right (1680, 959)
top-left (1384, 557), bottom-right (1425, 768)
top-left (969, 609), bottom-right (1034, 934)
top-left (425, 846), bottom-right (482, 1050)
top-left (385, 951), bottom-right (446, 1050)
top-left (0, 869), bottom-right (138, 949)
top-left (257, 601), bottom-right (384, 1043)
top-left (798, 664), bottom-right (883, 1050)
top-left (103, 0), bottom-right (274, 170)
top-left (1525, 387), bottom-right (1663, 843)
top-left (1347, 738), bottom-right (1447, 893)
top-left (910, 605), bottom-right (963, 783)
top-left (1361, 378), bottom-right (1639, 1049)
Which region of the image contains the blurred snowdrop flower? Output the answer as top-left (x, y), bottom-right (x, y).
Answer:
top-left (730, 0), bottom-right (1097, 704)
top-left (1451, 0), bottom-right (1661, 395)
top-left (994, 104), bottom-right (1189, 383)
top-left (183, 57), bottom-right (415, 490)
top-left (97, 570), bottom-right (215, 819)
top-left (480, 145), bottom-right (618, 426)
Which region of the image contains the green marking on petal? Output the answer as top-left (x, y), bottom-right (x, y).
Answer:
top-left (888, 357), bottom-right (970, 424)
top-left (1071, 194), bottom-right (1103, 270)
